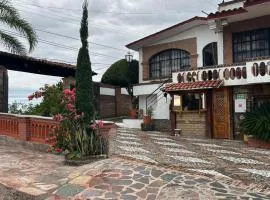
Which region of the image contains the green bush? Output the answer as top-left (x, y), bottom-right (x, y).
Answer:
top-left (240, 102), bottom-right (270, 141)
top-left (101, 59), bottom-right (139, 88)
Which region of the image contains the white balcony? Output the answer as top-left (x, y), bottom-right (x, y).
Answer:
top-left (172, 60), bottom-right (270, 86)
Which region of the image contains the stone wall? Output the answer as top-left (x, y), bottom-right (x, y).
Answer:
top-left (152, 119), bottom-right (171, 132)
top-left (115, 88), bottom-right (131, 117)
top-left (176, 111), bottom-right (207, 138)
top-left (0, 67), bottom-right (8, 113)
top-left (99, 95), bottom-right (116, 118)
top-left (62, 78), bottom-right (131, 119)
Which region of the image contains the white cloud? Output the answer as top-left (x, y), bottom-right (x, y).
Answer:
top-left (4, 0), bottom-right (219, 94)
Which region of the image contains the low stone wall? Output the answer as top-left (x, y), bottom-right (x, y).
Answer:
top-left (152, 119), bottom-right (171, 132)
top-left (176, 111), bottom-right (207, 138)
top-left (0, 113), bottom-right (116, 146)
top-left (0, 135), bottom-right (50, 152)
top-left (0, 113), bottom-right (58, 144)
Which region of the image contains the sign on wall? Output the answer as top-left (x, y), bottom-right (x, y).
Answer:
top-left (235, 99), bottom-right (247, 113)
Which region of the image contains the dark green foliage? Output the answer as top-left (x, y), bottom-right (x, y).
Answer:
top-left (75, 0), bottom-right (95, 124)
top-left (240, 102), bottom-right (270, 141)
top-left (0, 0), bottom-right (37, 54)
top-left (101, 59), bottom-right (139, 89)
top-left (101, 59), bottom-right (139, 108)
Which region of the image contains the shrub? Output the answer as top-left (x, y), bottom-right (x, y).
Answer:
top-left (240, 102), bottom-right (270, 141)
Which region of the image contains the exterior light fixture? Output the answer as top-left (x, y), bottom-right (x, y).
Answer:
top-left (125, 51), bottom-right (133, 63)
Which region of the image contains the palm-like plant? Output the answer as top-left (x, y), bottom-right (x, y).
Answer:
top-left (240, 102), bottom-right (270, 141)
top-left (0, 0), bottom-right (37, 54)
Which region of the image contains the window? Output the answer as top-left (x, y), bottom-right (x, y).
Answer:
top-left (173, 93), bottom-right (206, 111)
top-left (203, 42), bottom-right (218, 66)
top-left (149, 49), bottom-right (191, 79)
top-left (233, 28), bottom-right (270, 63)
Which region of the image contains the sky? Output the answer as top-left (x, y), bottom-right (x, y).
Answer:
top-left (4, 0), bottom-right (221, 103)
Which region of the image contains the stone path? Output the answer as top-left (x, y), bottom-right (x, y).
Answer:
top-left (111, 128), bottom-right (270, 190)
top-left (1, 128), bottom-right (270, 199)
top-left (49, 159), bottom-right (270, 200)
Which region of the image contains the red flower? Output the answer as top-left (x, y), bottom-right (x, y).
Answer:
top-left (28, 94), bottom-right (34, 101)
top-left (96, 120), bottom-right (104, 128)
top-left (55, 148), bottom-right (62, 153)
top-left (64, 89), bottom-right (72, 95)
top-left (66, 103), bottom-right (75, 112)
top-left (53, 114), bottom-right (64, 122)
top-left (90, 123), bottom-right (97, 130)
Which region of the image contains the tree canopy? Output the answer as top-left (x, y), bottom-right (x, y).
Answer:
top-left (101, 59), bottom-right (139, 88)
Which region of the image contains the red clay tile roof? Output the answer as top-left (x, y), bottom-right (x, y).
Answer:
top-left (163, 80), bottom-right (223, 92)
top-left (207, 7), bottom-right (247, 19)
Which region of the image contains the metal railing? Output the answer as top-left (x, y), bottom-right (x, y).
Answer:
top-left (145, 78), bottom-right (170, 110)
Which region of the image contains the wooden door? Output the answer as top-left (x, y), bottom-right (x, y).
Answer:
top-left (212, 87), bottom-right (231, 139)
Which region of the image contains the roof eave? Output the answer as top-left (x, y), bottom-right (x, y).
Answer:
top-left (126, 16), bottom-right (207, 51)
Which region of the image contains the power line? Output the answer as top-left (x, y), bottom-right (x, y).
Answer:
top-left (11, 0), bottom-right (178, 15)
top-left (15, 4), bottom-right (130, 36)
top-left (34, 28), bottom-right (127, 52)
top-left (2, 29), bottom-right (122, 60)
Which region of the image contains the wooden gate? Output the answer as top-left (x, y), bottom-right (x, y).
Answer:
top-left (212, 87), bottom-right (231, 139)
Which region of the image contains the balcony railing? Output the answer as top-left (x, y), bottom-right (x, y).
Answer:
top-left (0, 113), bottom-right (58, 144)
top-left (0, 113), bottom-right (116, 144)
top-left (172, 60), bottom-right (270, 86)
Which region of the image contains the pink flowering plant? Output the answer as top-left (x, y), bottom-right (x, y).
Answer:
top-left (27, 82), bottom-right (65, 117)
top-left (44, 88), bottom-right (108, 159)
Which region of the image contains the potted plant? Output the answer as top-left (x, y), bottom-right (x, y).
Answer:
top-left (129, 96), bottom-right (138, 119)
top-left (240, 102), bottom-right (270, 149)
top-left (143, 106), bottom-right (153, 124)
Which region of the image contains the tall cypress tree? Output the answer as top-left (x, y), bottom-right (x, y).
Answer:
top-left (75, 0), bottom-right (95, 124)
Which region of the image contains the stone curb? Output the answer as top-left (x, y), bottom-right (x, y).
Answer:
top-left (0, 183), bottom-right (48, 200)
top-left (0, 135), bottom-right (50, 153)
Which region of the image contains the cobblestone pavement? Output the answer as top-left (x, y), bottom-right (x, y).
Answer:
top-left (50, 158), bottom-right (270, 200)
top-left (110, 129), bottom-right (270, 191)
top-left (1, 128), bottom-right (270, 199)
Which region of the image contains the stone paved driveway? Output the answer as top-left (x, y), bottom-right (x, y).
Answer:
top-left (1, 128), bottom-right (270, 199)
top-left (110, 128), bottom-right (270, 191)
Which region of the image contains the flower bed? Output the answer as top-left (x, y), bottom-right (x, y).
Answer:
top-left (248, 137), bottom-right (270, 149)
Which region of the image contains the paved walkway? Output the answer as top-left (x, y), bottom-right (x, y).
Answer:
top-left (0, 128), bottom-right (270, 199)
top-left (111, 128), bottom-right (270, 187)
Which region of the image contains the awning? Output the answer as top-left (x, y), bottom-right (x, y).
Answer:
top-left (162, 80), bottom-right (223, 92)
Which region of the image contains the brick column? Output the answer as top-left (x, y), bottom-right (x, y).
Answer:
top-left (115, 88), bottom-right (120, 117)
top-left (0, 66), bottom-right (8, 113)
top-left (17, 117), bottom-right (30, 141)
top-left (62, 76), bottom-right (75, 90)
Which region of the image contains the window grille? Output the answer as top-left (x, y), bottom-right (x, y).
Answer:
top-left (149, 49), bottom-right (191, 79)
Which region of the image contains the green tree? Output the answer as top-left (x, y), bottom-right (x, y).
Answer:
top-left (75, 0), bottom-right (95, 124)
top-left (9, 82), bottom-right (64, 116)
top-left (0, 0), bottom-right (37, 54)
top-left (101, 59), bottom-right (139, 108)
